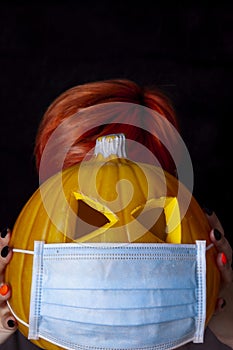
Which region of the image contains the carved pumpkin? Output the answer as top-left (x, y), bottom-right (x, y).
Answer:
top-left (5, 134), bottom-right (220, 350)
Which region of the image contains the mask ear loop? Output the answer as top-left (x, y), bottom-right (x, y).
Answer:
top-left (6, 248), bottom-right (35, 328)
top-left (206, 243), bottom-right (214, 251)
top-left (7, 301), bottom-right (29, 328)
top-left (12, 248), bottom-right (34, 255)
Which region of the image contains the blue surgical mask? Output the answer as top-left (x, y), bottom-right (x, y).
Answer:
top-left (9, 240), bottom-right (207, 350)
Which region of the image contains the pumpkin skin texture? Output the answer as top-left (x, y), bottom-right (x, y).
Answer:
top-left (5, 135), bottom-right (220, 350)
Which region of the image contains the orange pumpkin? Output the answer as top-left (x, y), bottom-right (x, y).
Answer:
top-left (5, 134), bottom-right (220, 350)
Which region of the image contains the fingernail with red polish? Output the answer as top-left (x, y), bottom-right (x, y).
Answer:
top-left (0, 284), bottom-right (9, 296)
top-left (221, 252), bottom-right (227, 265)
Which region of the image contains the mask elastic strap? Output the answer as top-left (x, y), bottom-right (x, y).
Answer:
top-left (7, 301), bottom-right (29, 328)
top-left (206, 243), bottom-right (214, 251)
top-left (6, 248), bottom-right (34, 328)
top-left (12, 248), bottom-right (34, 255)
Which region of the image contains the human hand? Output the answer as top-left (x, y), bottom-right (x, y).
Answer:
top-left (205, 210), bottom-right (233, 305)
top-left (0, 228), bottom-right (18, 344)
top-left (204, 209), bottom-right (233, 349)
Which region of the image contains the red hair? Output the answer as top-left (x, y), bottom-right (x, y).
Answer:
top-left (34, 79), bottom-right (181, 182)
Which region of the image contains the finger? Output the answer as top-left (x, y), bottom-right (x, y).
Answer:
top-left (0, 284), bottom-right (16, 325)
top-left (214, 297), bottom-right (226, 314)
top-left (1, 311), bottom-right (17, 331)
top-left (209, 229), bottom-right (233, 286)
top-left (210, 229), bottom-right (232, 263)
top-left (0, 283), bottom-right (11, 306)
top-left (0, 283), bottom-right (18, 344)
top-left (203, 209), bottom-right (225, 235)
top-left (0, 246), bottom-right (13, 283)
top-left (216, 252), bottom-right (233, 285)
top-left (0, 283), bottom-right (11, 301)
top-left (0, 228), bottom-right (11, 247)
top-left (0, 310), bottom-right (18, 344)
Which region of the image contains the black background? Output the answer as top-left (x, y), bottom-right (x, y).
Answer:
top-left (0, 2), bottom-right (232, 244)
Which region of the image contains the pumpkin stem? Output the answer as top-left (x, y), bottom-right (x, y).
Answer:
top-left (94, 134), bottom-right (127, 158)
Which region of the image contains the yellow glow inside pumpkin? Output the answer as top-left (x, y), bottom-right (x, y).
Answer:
top-left (5, 133), bottom-right (220, 350)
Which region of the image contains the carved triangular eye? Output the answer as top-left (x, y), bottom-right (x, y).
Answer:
top-left (131, 206), bottom-right (167, 242)
top-left (131, 197), bottom-right (181, 243)
top-left (72, 192), bottom-right (118, 242)
top-left (75, 199), bottom-right (110, 238)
